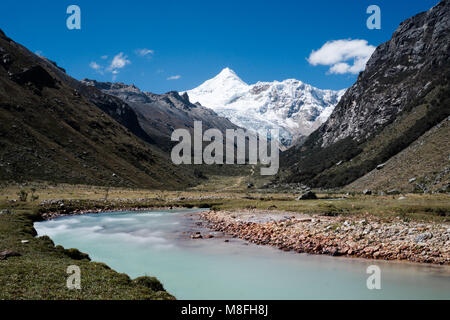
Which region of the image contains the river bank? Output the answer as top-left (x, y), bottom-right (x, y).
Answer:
top-left (198, 209), bottom-right (450, 265)
top-left (33, 209), bottom-right (450, 299)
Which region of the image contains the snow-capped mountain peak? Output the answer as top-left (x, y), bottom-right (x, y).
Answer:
top-left (215, 67), bottom-right (244, 82)
top-left (183, 68), bottom-right (346, 147)
top-left (190, 68), bottom-right (248, 108)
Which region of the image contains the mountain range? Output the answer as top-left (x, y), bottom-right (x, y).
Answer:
top-left (0, 1), bottom-right (448, 193)
top-left (81, 79), bottom-right (240, 152)
top-left (184, 68), bottom-right (346, 147)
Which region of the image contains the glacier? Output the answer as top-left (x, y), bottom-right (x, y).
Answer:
top-left (183, 68), bottom-right (346, 147)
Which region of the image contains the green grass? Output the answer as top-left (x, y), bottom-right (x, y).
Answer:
top-left (207, 194), bottom-right (450, 223)
top-left (0, 205), bottom-right (174, 300)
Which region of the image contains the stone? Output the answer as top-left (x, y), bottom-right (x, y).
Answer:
top-left (363, 189), bottom-right (372, 195)
top-left (409, 178), bottom-right (417, 183)
top-left (0, 209), bottom-right (12, 215)
top-left (10, 65), bottom-right (57, 90)
top-left (296, 191), bottom-right (317, 200)
top-left (387, 189), bottom-right (400, 195)
top-left (415, 232), bottom-right (433, 243)
top-left (376, 163), bottom-right (386, 170)
top-left (398, 197), bottom-right (407, 200)
top-left (21, 240), bottom-right (29, 244)
top-left (0, 250), bottom-right (21, 260)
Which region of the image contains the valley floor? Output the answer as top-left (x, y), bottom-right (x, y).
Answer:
top-left (0, 181), bottom-right (449, 299)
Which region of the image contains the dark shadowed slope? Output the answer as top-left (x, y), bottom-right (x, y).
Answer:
top-left (0, 29), bottom-right (195, 189)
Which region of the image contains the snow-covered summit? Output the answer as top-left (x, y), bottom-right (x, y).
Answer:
top-left (183, 68), bottom-right (346, 147)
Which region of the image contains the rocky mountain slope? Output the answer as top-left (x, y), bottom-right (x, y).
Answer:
top-left (0, 29), bottom-right (195, 189)
top-left (346, 116), bottom-right (449, 193)
top-left (184, 68), bottom-right (345, 147)
top-left (82, 79), bottom-right (240, 152)
top-left (281, 1), bottom-right (450, 191)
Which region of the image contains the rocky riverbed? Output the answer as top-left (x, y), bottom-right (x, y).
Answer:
top-left (198, 210), bottom-right (450, 265)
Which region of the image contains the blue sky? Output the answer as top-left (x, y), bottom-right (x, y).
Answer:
top-left (0, 0), bottom-right (439, 93)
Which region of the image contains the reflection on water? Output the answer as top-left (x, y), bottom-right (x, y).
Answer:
top-left (35, 209), bottom-right (450, 300)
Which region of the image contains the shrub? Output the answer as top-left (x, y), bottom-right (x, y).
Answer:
top-left (17, 189), bottom-right (28, 202)
top-left (134, 276), bottom-right (165, 292)
top-left (63, 248), bottom-right (91, 261)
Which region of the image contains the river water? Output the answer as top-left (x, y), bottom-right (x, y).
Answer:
top-left (34, 209), bottom-right (450, 299)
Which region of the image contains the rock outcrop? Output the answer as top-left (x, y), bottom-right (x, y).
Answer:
top-left (318, 1), bottom-right (450, 147)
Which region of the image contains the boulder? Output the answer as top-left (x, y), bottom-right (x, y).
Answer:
top-left (0, 209), bottom-right (12, 215)
top-left (363, 189), bottom-right (372, 195)
top-left (296, 191), bottom-right (318, 200)
top-left (415, 232), bottom-right (433, 243)
top-left (10, 65), bottom-right (57, 90)
top-left (0, 250), bottom-right (21, 260)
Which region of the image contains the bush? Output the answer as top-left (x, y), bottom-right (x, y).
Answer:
top-left (63, 248), bottom-right (91, 261)
top-left (17, 190), bottom-right (28, 202)
top-left (318, 203), bottom-right (345, 216)
top-left (134, 276), bottom-right (165, 292)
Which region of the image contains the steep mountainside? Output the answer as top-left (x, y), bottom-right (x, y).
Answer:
top-left (346, 116), bottom-right (449, 193)
top-left (184, 68), bottom-right (345, 147)
top-left (82, 79), bottom-right (240, 152)
top-left (0, 29), bottom-right (194, 188)
top-left (281, 1), bottom-right (450, 190)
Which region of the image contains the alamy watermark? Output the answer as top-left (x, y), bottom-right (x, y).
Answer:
top-left (171, 121), bottom-right (279, 175)
top-left (366, 265), bottom-right (381, 290)
top-left (367, 5), bottom-right (381, 30)
top-left (66, 5), bottom-right (81, 30)
top-left (66, 265), bottom-right (81, 290)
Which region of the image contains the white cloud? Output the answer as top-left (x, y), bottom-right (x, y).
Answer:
top-left (107, 52), bottom-right (131, 72)
top-left (167, 75), bottom-right (181, 80)
top-left (89, 61), bottom-right (104, 75)
top-left (135, 48), bottom-right (154, 57)
top-left (307, 39), bottom-right (375, 75)
top-left (101, 55), bottom-right (108, 60)
top-left (89, 61), bottom-right (102, 70)
top-left (35, 50), bottom-right (44, 57)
